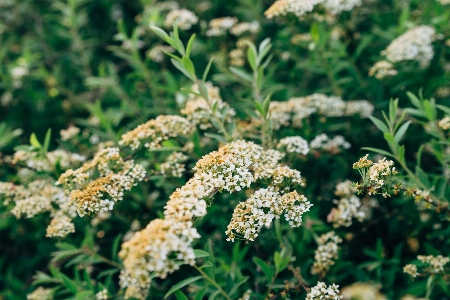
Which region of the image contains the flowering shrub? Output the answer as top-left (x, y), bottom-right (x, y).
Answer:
top-left (0, 0), bottom-right (449, 299)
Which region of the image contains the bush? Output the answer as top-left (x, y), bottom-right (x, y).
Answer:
top-left (0, 0), bottom-right (449, 299)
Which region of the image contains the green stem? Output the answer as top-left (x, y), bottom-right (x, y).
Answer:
top-left (194, 265), bottom-right (231, 300)
top-left (194, 78), bottom-right (233, 142)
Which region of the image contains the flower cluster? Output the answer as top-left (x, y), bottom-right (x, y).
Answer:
top-left (119, 115), bottom-right (194, 150)
top-left (57, 147), bottom-right (146, 216)
top-left (328, 180), bottom-right (377, 228)
top-left (206, 17), bottom-right (237, 36)
top-left (12, 149), bottom-right (86, 171)
top-left (1, 179), bottom-right (77, 238)
top-left (265, 0), bottom-right (361, 19)
top-left (369, 60), bottom-right (398, 79)
top-left (268, 94), bottom-right (373, 129)
top-left (353, 155), bottom-right (399, 197)
top-left (96, 289), bottom-right (109, 300)
top-left (46, 214), bottom-right (76, 238)
top-left (180, 83), bottom-right (235, 130)
top-left (341, 283), bottom-right (386, 300)
top-left (438, 116), bottom-right (450, 130)
top-left (164, 8), bottom-right (198, 30)
top-left (118, 140), bottom-right (306, 299)
top-left (329, 195), bottom-right (364, 227)
top-left (306, 282), bottom-right (342, 300)
top-left (27, 287), bottom-right (53, 300)
top-left (160, 152), bottom-right (188, 178)
top-left (310, 134), bottom-right (351, 154)
top-left (277, 136), bottom-right (310, 155)
top-left (311, 231), bottom-right (342, 276)
top-left (381, 25), bottom-right (436, 68)
top-left (226, 187), bottom-right (312, 241)
top-left (417, 255), bottom-right (449, 273)
top-left (60, 125), bottom-right (80, 141)
top-left (230, 21), bottom-right (260, 36)
top-left (403, 264), bottom-right (419, 278)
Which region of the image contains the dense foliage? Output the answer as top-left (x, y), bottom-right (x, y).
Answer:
top-left (0, 0), bottom-right (449, 299)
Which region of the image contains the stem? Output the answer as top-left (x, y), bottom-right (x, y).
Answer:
top-left (194, 265), bottom-right (231, 300)
top-left (194, 78), bottom-right (233, 142)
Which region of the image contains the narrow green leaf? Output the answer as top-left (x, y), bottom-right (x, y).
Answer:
top-left (202, 57), bottom-right (215, 82)
top-left (415, 166), bottom-right (431, 188)
top-left (195, 287), bottom-right (207, 300)
top-left (229, 67), bottom-right (253, 82)
top-left (258, 38), bottom-right (272, 63)
top-left (406, 91), bottom-right (422, 109)
top-left (389, 99), bottom-right (398, 126)
top-left (436, 104), bottom-right (450, 115)
top-left (383, 132), bottom-right (395, 145)
top-left (423, 100), bottom-right (436, 121)
top-left (182, 56), bottom-right (196, 77)
top-left (186, 34), bottom-right (196, 58)
top-left (172, 59), bottom-right (195, 81)
top-left (253, 257), bottom-right (274, 282)
top-left (274, 251), bottom-right (282, 273)
top-left (75, 291), bottom-right (93, 300)
top-left (61, 273), bottom-right (79, 293)
top-left (30, 133), bottom-right (42, 149)
top-left (361, 147), bottom-right (395, 158)
top-left (164, 276), bottom-right (203, 299)
top-left (254, 101), bottom-right (264, 116)
top-left (369, 116), bottom-right (389, 133)
top-left (228, 276), bottom-right (249, 296)
top-left (394, 121), bottom-right (411, 144)
top-left (150, 26), bottom-right (171, 43)
top-left (175, 290), bottom-right (189, 300)
top-left (43, 129), bottom-right (52, 153)
top-left (194, 249), bottom-right (210, 258)
top-left (247, 47), bottom-right (257, 71)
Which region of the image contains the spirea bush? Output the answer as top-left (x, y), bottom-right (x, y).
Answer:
top-left (0, 0), bottom-right (449, 299)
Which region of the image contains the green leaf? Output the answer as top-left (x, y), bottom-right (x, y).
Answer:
top-left (194, 249), bottom-right (210, 258)
top-left (195, 287), bottom-right (207, 300)
top-left (75, 291), bottom-right (94, 300)
top-left (254, 101), bottom-right (264, 116)
top-left (186, 34), bottom-right (196, 58)
top-left (30, 133), bottom-right (42, 149)
top-left (43, 129), bottom-right (52, 153)
top-left (383, 132), bottom-right (395, 145)
top-left (406, 91), bottom-right (422, 109)
top-left (61, 273), bottom-right (79, 293)
top-left (150, 26), bottom-right (171, 43)
top-left (182, 56), bottom-right (196, 77)
top-left (369, 116), bottom-right (389, 133)
top-left (164, 276), bottom-right (203, 299)
top-left (361, 147), bottom-right (394, 158)
top-left (247, 47), bottom-right (257, 71)
top-left (228, 276), bottom-right (249, 296)
top-left (423, 100), bottom-right (436, 121)
top-left (258, 38), bottom-right (272, 63)
top-left (175, 290), bottom-right (189, 300)
top-left (172, 59), bottom-right (195, 81)
top-left (253, 257), bottom-right (274, 282)
top-left (229, 67), bottom-right (253, 82)
top-left (436, 104), bottom-right (450, 115)
top-left (202, 57), bottom-right (215, 82)
top-left (274, 251), bottom-right (282, 273)
top-left (394, 120), bottom-right (411, 144)
top-left (111, 234), bottom-right (122, 262)
top-left (262, 93), bottom-right (272, 117)
top-left (389, 99), bottom-right (398, 126)
top-left (415, 166), bottom-right (430, 188)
